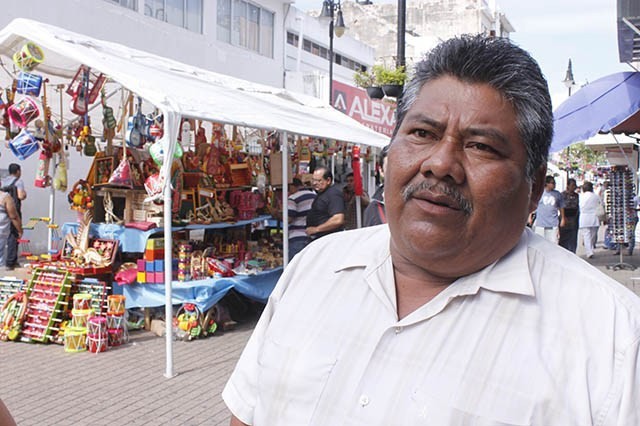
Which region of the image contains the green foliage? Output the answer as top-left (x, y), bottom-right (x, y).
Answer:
top-left (373, 64), bottom-right (407, 85)
top-left (556, 142), bottom-right (606, 176)
top-left (353, 69), bottom-right (377, 88)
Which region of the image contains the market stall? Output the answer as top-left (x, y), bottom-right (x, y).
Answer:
top-left (0, 19), bottom-right (390, 375)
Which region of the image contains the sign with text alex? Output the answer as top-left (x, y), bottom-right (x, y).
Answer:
top-left (332, 80), bottom-right (396, 137)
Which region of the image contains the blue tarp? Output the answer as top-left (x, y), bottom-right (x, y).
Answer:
top-left (122, 267), bottom-right (282, 312)
top-left (61, 215), bottom-right (273, 253)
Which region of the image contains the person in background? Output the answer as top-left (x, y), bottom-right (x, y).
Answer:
top-left (579, 181), bottom-right (603, 259)
top-left (559, 178), bottom-right (579, 253)
top-left (223, 35), bottom-right (640, 425)
top-left (1, 164), bottom-right (26, 270)
top-left (0, 187), bottom-right (23, 269)
top-left (363, 145), bottom-right (389, 227)
top-left (343, 172), bottom-right (370, 230)
top-left (530, 175), bottom-right (565, 243)
top-left (286, 178), bottom-right (316, 260)
top-left (305, 166), bottom-right (345, 239)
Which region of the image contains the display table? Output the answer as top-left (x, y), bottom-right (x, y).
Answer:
top-left (61, 215), bottom-right (273, 253)
top-left (122, 267), bottom-right (282, 312)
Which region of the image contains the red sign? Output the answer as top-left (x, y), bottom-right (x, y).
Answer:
top-left (332, 80), bottom-right (396, 137)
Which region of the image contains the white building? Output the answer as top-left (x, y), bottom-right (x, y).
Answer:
top-left (0, 0), bottom-right (288, 87)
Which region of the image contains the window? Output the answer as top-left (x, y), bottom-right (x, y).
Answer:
top-left (217, 0), bottom-right (275, 58)
top-left (104, 0), bottom-right (137, 10)
top-left (144, 0), bottom-right (202, 33)
top-left (286, 31), bottom-right (367, 72)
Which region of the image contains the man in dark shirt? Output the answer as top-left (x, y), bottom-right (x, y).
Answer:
top-left (306, 166), bottom-right (345, 239)
top-left (559, 178), bottom-right (579, 253)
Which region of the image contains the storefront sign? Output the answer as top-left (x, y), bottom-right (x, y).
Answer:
top-left (332, 80), bottom-right (396, 137)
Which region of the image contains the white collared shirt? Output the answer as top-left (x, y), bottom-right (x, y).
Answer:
top-left (223, 226), bottom-right (640, 425)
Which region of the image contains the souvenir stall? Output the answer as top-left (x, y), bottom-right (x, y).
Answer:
top-left (0, 19), bottom-right (389, 374)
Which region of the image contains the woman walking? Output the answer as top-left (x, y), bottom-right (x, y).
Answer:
top-left (579, 181), bottom-right (603, 258)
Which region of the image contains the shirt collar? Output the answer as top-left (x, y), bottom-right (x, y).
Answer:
top-left (334, 226), bottom-right (535, 298)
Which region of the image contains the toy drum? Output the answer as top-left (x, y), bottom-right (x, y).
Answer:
top-left (106, 313), bottom-right (124, 330)
top-left (87, 316), bottom-right (107, 336)
top-left (16, 72), bottom-right (43, 96)
top-left (87, 335), bottom-right (108, 353)
top-left (9, 129), bottom-right (39, 160)
top-left (8, 97), bottom-right (40, 128)
top-left (107, 295), bottom-right (125, 315)
top-left (73, 293), bottom-right (92, 311)
top-left (64, 327), bottom-right (87, 353)
top-left (108, 328), bottom-right (124, 347)
top-left (71, 309), bottom-right (93, 329)
top-left (12, 41), bottom-right (45, 71)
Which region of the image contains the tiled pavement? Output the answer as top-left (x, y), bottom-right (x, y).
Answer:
top-left (3, 232), bottom-right (640, 425)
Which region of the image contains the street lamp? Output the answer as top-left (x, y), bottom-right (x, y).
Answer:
top-left (563, 58), bottom-right (575, 96)
top-left (320, 0), bottom-right (346, 106)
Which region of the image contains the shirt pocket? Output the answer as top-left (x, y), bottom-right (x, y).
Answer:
top-left (256, 336), bottom-right (337, 425)
top-left (410, 387), bottom-right (532, 426)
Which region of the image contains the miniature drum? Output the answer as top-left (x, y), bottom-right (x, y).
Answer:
top-left (71, 309), bottom-right (93, 329)
top-left (16, 72), bottom-right (43, 96)
top-left (108, 328), bottom-right (124, 347)
top-left (8, 97), bottom-right (40, 128)
top-left (73, 293), bottom-right (93, 311)
top-left (87, 335), bottom-right (108, 353)
top-left (12, 42), bottom-right (45, 71)
top-left (106, 313), bottom-right (124, 330)
top-left (87, 315), bottom-right (107, 336)
top-left (107, 295), bottom-right (125, 315)
top-left (9, 129), bottom-right (39, 161)
top-left (64, 327), bottom-right (87, 353)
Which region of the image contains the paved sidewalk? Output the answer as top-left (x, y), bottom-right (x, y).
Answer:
top-left (2, 232), bottom-right (640, 425)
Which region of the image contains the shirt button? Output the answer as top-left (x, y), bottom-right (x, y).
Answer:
top-left (395, 326), bottom-right (403, 334)
top-left (359, 395), bottom-right (370, 406)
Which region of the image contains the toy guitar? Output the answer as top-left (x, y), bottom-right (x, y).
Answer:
top-left (125, 96), bottom-right (145, 148)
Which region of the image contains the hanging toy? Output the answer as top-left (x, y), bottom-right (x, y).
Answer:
top-left (12, 41), bottom-right (44, 72)
top-left (53, 153), bottom-right (68, 192)
top-left (68, 180), bottom-right (93, 212)
top-left (34, 147), bottom-right (52, 188)
top-left (67, 65), bottom-right (105, 116)
top-left (149, 139), bottom-right (183, 166)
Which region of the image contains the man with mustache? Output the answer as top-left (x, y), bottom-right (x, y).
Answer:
top-left (223, 35), bottom-right (640, 425)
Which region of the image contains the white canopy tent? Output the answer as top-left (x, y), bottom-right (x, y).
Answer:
top-left (0, 18), bottom-right (390, 377)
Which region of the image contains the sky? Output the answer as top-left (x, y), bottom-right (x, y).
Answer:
top-left (293, 0), bottom-right (630, 108)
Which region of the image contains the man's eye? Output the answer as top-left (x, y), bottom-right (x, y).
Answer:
top-left (412, 129), bottom-right (434, 139)
top-left (468, 142), bottom-right (498, 154)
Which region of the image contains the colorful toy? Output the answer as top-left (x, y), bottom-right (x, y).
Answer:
top-left (21, 268), bottom-right (71, 343)
top-left (9, 128), bottom-right (39, 160)
top-left (16, 72), bottom-right (43, 96)
top-left (7, 96), bottom-right (40, 128)
top-left (0, 291), bottom-right (27, 341)
top-left (67, 180), bottom-right (93, 212)
top-left (64, 326), bottom-right (87, 352)
top-left (12, 41), bottom-right (45, 71)
top-left (173, 303), bottom-right (202, 341)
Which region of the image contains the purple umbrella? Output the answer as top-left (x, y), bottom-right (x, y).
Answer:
top-left (551, 72), bottom-right (640, 152)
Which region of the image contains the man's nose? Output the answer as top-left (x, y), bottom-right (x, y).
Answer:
top-left (418, 136), bottom-right (465, 184)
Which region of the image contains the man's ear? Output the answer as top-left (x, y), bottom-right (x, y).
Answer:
top-left (528, 165), bottom-right (547, 213)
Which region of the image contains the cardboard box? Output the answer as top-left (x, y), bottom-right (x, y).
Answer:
top-left (137, 271), bottom-right (146, 283)
top-left (153, 272), bottom-right (165, 284)
top-left (137, 259), bottom-right (146, 272)
top-left (269, 152), bottom-right (293, 186)
top-left (154, 260), bottom-right (164, 272)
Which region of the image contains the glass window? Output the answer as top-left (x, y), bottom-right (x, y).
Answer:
top-left (166, 0), bottom-right (184, 27)
top-left (218, 0), bottom-right (274, 58)
top-left (217, 0), bottom-right (232, 43)
top-left (105, 0), bottom-right (137, 10)
top-left (247, 3), bottom-right (260, 52)
top-left (259, 9), bottom-right (273, 57)
top-left (232, 0), bottom-right (247, 47)
top-left (186, 0), bottom-right (202, 33)
top-left (144, 0), bottom-right (202, 33)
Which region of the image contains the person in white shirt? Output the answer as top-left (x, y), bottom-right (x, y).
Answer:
top-left (579, 181), bottom-right (604, 259)
top-left (223, 35), bottom-right (640, 425)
